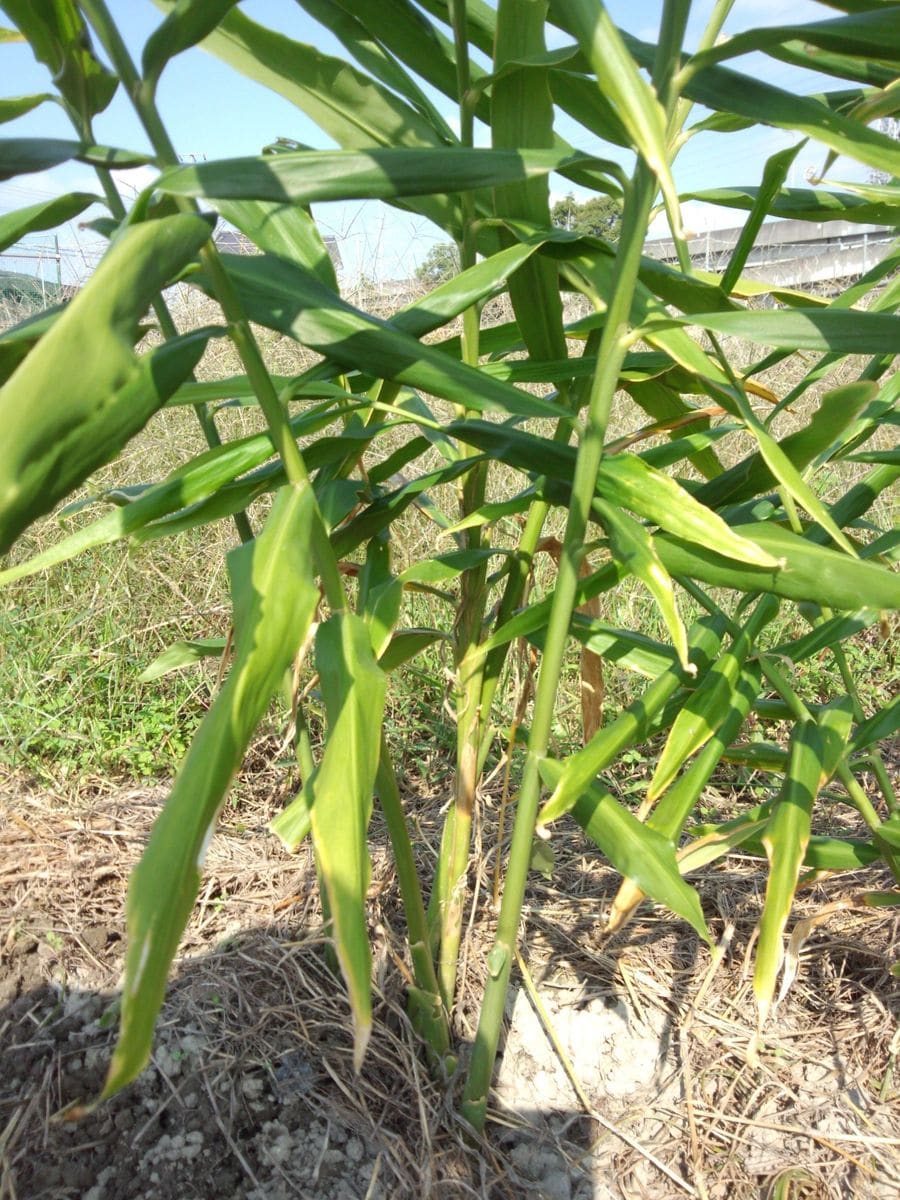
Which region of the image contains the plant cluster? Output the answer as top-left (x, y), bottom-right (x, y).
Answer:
top-left (0, 0), bottom-right (898, 1134)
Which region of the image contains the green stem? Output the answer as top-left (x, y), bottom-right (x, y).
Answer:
top-left (475, 325), bottom-right (601, 774)
top-left (655, 0), bottom-right (693, 273)
top-left (377, 739), bottom-right (453, 1069)
top-left (79, 0), bottom-right (346, 611)
top-left (672, 0), bottom-right (738, 99)
top-left (836, 761), bottom-right (884, 833)
top-left (461, 163), bottom-right (658, 1131)
top-left (427, 0), bottom-right (493, 1010)
top-left (90, 164), bottom-right (253, 544)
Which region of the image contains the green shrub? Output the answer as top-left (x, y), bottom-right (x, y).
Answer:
top-left (0, 0), bottom-right (898, 1132)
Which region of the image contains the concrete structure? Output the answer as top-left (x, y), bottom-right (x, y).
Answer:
top-left (643, 218), bottom-right (895, 290)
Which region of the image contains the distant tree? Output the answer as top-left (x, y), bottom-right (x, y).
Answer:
top-left (415, 241), bottom-right (460, 287)
top-left (869, 117), bottom-right (900, 185)
top-left (551, 192), bottom-right (622, 241)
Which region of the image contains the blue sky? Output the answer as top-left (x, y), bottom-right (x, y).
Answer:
top-left (1, 0), bottom-right (864, 284)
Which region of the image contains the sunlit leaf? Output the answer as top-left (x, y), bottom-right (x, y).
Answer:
top-left (98, 485), bottom-right (320, 1101)
top-left (0, 214), bottom-right (216, 554)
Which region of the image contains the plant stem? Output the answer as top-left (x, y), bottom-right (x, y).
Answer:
top-left (377, 739), bottom-right (453, 1069)
top-left (655, 0), bottom-right (692, 273)
top-left (428, 0), bottom-right (492, 1008)
top-left (672, 0), bottom-right (737, 102)
top-left (461, 161), bottom-right (658, 1131)
top-left (79, 0), bottom-right (346, 612)
top-left (89, 164), bottom-right (253, 544)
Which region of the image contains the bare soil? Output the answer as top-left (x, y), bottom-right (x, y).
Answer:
top-left (1, 775), bottom-right (898, 1199)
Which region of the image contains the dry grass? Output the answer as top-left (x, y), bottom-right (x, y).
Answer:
top-left (2, 769), bottom-right (898, 1199)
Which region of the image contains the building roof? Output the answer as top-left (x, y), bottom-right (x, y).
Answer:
top-left (214, 224), bottom-right (343, 269)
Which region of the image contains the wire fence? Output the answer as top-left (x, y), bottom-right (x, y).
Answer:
top-left (0, 230), bottom-right (107, 329)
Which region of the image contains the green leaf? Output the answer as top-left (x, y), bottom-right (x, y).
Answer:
top-left (695, 382), bottom-right (876, 509)
top-left (142, 0), bottom-right (242, 92)
top-left (542, 613), bottom-right (677, 679)
top-left (395, 241), bottom-right (545, 342)
top-left (442, 488), bottom-right (536, 537)
top-left (0, 191), bottom-right (99, 254)
top-left (648, 665), bottom-right (763, 842)
top-left (671, 51), bottom-right (900, 180)
top-left (150, 0), bottom-right (460, 229)
top-left (529, 836), bottom-right (555, 880)
top-left (213, 255), bottom-right (561, 419)
top-left (0, 0), bottom-right (117, 122)
top-left (0, 135), bottom-right (84, 178)
top-left (213, 198), bottom-right (338, 291)
top-left (331, 457), bottom-right (473, 558)
top-left (755, 719), bottom-right (825, 1024)
top-left (702, 827), bottom-right (881, 871)
top-left (153, 0), bottom-right (442, 151)
top-left (654, 520), bottom-right (900, 611)
top-left (0, 305), bottom-right (62, 384)
top-left (158, 146), bottom-right (586, 206)
top-left (273, 612), bottom-right (387, 1069)
top-left (538, 616), bottom-right (726, 827)
top-left (688, 10), bottom-right (900, 72)
top-left (847, 448), bottom-right (900, 465)
top-left (0, 405), bottom-right (341, 586)
top-left (647, 597), bottom-right (779, 803)
top-left (0, 214), bottom-right (216, 555)
top-left (377, 628), bottom-right (449, 672)
top-left (850, 695), bottom-right (899, 756)
top-left (452, 420), bottom-right (781, 567)
top-left (0, 137), bottom-right (149, 180)
top-left (293, 0), bottom-right (459, 142)
top-left (877, 814), bottom-right (900, 851)
top-left (594, 499), bottom-right (690, 671)
top-left (0, 92), bottom-right (53, 123)
top-left (738, 414), bottom-right (860, 557)
top-left (492, 1), bottom-right (568, 365)
top-left (720, 143), bottom-right (803, 296)
top-left (554, 0), bottom-right (684, 240)
top-left (318, 0), bottom-right (479, 127)
top-left (625, 378), bottom-right (724, 481)
top-left (649, 308), bottom-right (900, 356)
top-left (99, 485), bottom-right (320, 1101)
top-left (128, 434), bottom-right (378, 546)
top-left (399, 548), bottom-right (506, 585)
top-left (358, 538), bottom-right (401, 658)
top-left (816, 695), bottom-right (855, 785)
top-left (138, 638), bottom-right (227, 682)
top-left (541, 763), bottom-right (709, 942)
top-left (770, 608), bottom-right (879, 664)
top-left (681, 184), bottom-right (900, 226)
top-left (599, 459), bottom-right (778, 569)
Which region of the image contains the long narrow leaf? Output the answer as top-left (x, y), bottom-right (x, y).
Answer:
top-left (97, 485), bottom-right (320, 1101)
top-left (755, 719), bottom-right (825, 1025)
top-left (545, 764), bottom-right (710, 942)
top-left (0, 213), bottom-right (216, 554)
top-left (273, 612), bottom-right (387, 1069)
top-left (538, 616), bottom-right (725, 827)
top-left (0, 191), bottom-right (99, 254)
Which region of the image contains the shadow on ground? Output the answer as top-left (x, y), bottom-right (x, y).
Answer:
top-left (2, 781), bottom-right (899, 1198)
